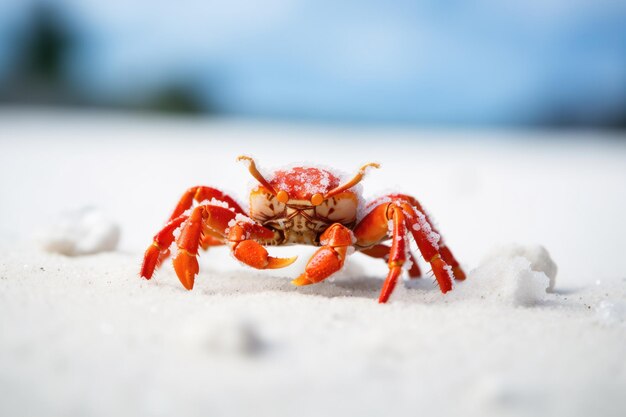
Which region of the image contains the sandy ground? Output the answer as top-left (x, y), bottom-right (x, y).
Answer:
top-left (1, 109), bottom-right (626, 417)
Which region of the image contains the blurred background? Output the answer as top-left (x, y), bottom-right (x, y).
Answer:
top-left (2, 3), bottom-right (626, 417)
top-left (1, 0), bottom-right (625, 127)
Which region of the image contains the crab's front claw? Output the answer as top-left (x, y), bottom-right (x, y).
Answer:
top-left (291, 275), bottom-right (312, 286)
top-left (232, 240), bottom-right (297, 270)
top-left (267, 256), bottom-right (298, 269)
top-left (292, 224), bottom-right (352, 286)
top-left (173, 250), bottom-right (199, 290)
top-left (292, 247), bottom-right (343, 286)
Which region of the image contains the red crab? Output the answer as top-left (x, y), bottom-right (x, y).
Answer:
top-left (140, 156), bottom-right (465, 303)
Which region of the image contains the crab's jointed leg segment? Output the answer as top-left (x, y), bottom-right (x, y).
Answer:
top-left (360, 244), bottom-right (422, 278)
top-left (388, 194), bottom-right (465, 280)
top-left (377, 206), bottom-right (409, 303)
top-left (169, 186), bottom-right (245, 221)
top-left (292, 223), bottom-right (353, 286)
top-left (172, 204), bottom-right (240, 290)
top-left (394, 201), bottom-right (454, 292)
top-left (140, 214), bottom-right (189, 279)
top-left (354, 197), bottom-right (458, 302)
top-left (143, 197), bottom-right (296, 291)
top-left (439, 245), bottom-right (465, 281)
top-left (142, 217), bottom-right (227, 280)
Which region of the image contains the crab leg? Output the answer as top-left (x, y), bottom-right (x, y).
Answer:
top-left (140, 214), bottom-right (189, 279)
top-left (142, 186), bottom-right (242, 278)
top-left (387, 194), bottom-right (465, 280)
top-left (173, 205), bottom-right (297, 290)
top-left (395, 201), bottom-right (458, 290)
top-left (169, 186), bottom-right (245, 221)
top-left (377, 206), bottom-right (409, 303)
top-left (292, 223), bottom-right (353, 286)
top-left (354, 200), bottom-right (456, 301)
top-left (142, 218), bottom-right (227, 280)
top-left (359, 244), bottom-right (422, 278)
top-left (172, 205), bottom-right (237, 290)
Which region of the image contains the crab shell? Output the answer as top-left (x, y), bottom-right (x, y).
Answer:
top-left (248, 167), bottom-right (359, 245)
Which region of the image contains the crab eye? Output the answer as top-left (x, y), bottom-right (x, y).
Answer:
top-left (310, 193), bottom-right (324, 206)
top-left (276, 190), bottom-right (289, 203)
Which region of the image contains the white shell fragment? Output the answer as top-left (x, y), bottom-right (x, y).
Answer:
top-left (41, 207), bottom-right (121, 256)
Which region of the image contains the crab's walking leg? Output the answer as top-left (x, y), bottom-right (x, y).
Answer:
top-left (389, 194), bottom-right (465, 280)
top-left (140, 215), bottom-right (189, 279)
top-left (354, 202), bottom-right (455, 301)
top-left (144, 222), bottom-right (225, 278)
top-left (377, 207), bottom-right (410, 303)
top-left (292, 223), bottom-right (353, 286)
top-left (169, 186), bottom-right (245, 221)
top-left (359, 244), bottom-right (422, 278)
top-left (228, 222), bottom-right (297, 270)
top-left (396, 201), bottom-right (455, 292)
top-left (174, 206), bottom-right (223, 290)
top-left (143, 186), bottom-right (241, 277)
top-left (150, 204), bottom-right (295, 290)
top-left (172, 204), bottom-right (240, 290)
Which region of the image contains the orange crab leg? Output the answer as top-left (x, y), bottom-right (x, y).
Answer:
top-left (169, 186), bottom-right (245, 221)
top-left (359, 244), bottom-right (422, 278)
top-left (228, 222), bottom-right (297, 270)
top-left (386, 194), bottom-right (465, 280)
top-left (353, 203), bottom-right (389, 247)
top-left (140, 214), bottom-right (189, 279)
top-left (292, 223), bottom-right (353, 286)
top-left (145, 220), bottom-right (226, 276)
top-left (378, 206), bottom-right (409, 303)
top-left (394, 201), bottom-right (454, 292)
top-left (149, 202), bottom-right (295, 290)
top-left (354, 200), bottom-right (455, 299)
top-left (172, 204), bottom-right (239, 290)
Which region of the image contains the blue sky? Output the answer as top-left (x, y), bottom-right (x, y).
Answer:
top-left (1, 0), bottom-right (625, 124)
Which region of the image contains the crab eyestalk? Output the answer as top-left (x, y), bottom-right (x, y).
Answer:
top-left (237, 155), bottom-right (278, 196)
top-left (324, 162), bottom-right (380, 200)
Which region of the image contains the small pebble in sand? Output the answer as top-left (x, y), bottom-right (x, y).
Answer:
top-left (40, 207), bottom-right (120, 256)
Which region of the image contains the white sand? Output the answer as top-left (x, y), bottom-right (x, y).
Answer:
top-left (1, 109), bottom-right (625, 417)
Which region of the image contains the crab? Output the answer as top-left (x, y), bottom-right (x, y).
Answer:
top-left (140, 156), bottom-right (465, 303)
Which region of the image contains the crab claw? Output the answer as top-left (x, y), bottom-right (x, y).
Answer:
top-left (172, 250), bottom-right (199, 290)
top-left (267, 256), bottom-right (298, 269)
top-left (232, 239), bottom-right (297, 269)
top-left (291, 247), bottom-right (343, 286)
top-left (291, 275), bottom-right (314, 286)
